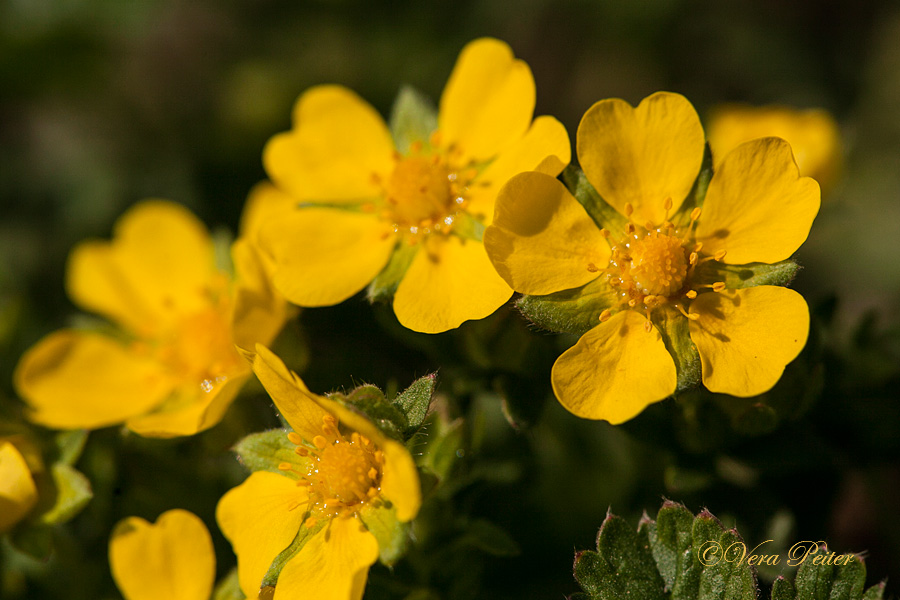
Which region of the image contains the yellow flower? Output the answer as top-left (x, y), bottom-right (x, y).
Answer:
top-left (706, 104), bottom-right (842, 193)
top-left (259, 37), bottom-right (571, 333)
top-left (0, 440), bottom-right (39, 532)
top-left (109, 509), bottom-right (215, 600)
top-left (14, 200), bottom-right (291, 437)
top-left (217, 345), bottom-right (421, 600)
top-left (485, 92), bottom-right (820, 423)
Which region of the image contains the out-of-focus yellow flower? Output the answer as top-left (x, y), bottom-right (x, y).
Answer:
top-left (14, 200), bottom-right (291, 437)
top-left (217, 345), bottom-right (421, 600)
top-left (485, 92), bottom-right (820, 423)
top-left (706, 104), bottom-right (842, 193)
top-left (260, 37), bottom-right (571, 333)
top-left (0, 440), bottom-right (39, 532)
top-left (109, 509), bottom-right (215, 600)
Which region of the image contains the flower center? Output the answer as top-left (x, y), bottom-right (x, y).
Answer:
top-left (594, 201), bottom-right (729, 330)
top-left (282, 414), bottom-right (384, 523)
top-left (627, 232), bottom-right (688, 297)
top-left (386, 156), bottom-right (456, 227)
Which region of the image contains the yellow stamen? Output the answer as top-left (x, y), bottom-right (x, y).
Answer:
top-left (599, 309), bottom-right (612, 322)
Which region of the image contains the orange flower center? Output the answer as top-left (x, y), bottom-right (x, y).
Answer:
top-left (282, 414), bottom-right (384, 524)
top-left (627, 232), bottom-right (688, 297)
top-left (386, 157), bottom-right (456, 226)
top-left (596, 201), bottom-right (729, 329)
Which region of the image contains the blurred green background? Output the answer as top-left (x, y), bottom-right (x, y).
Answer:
top-left (3, 0), bottom-right (900, 598)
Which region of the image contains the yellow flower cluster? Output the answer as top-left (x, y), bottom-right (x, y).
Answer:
top-left (10, 36), bottom-right (835, 600)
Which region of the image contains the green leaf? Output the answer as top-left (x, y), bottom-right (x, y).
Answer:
top-left (772, 577), bottom-right (796, 600)
top-left (360, 502), bottom-right (410, 565)
top-left (792, 546), bottom-right (870, 600)
top-left (212, 568), bottom-right (246, 600)
top-left (261, 521), bottom-right (326, 588)
top-left (341, 384), bottom-right (408, 440)
top-left (389, 85), bottom-right (438, 154)
top-left (393, 373), bottom-right (436, 433)
top-left (691, 512), bottom-right (757, 600)
top-left (516, 274), bottom-right (619, 336)
top-left (233, 429), bottom-right (307, 476)
top-left (651, 307), bottom-right (700, 393)
top-left (38, 463), bottom-right (92, 525)
top-left (574, 512), bottom-right (667, 600)
top-left (562, 165), bottom-right (628, 232)
top-left (414, 411), bottom-right (464, 483)
top-left (646, 501), bottom-right (695, 593)
top-left (368, 241), bottom-right (416, 303)
top-left (459, 520), bottom-right (520, 557)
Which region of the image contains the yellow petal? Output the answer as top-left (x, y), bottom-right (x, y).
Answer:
top-left (260, 207), bottom-right (396, 307)
top-left (484, 171), bottom-right (609, 295)
top-left (551, 310), bottom-right (676, 423)
top-left (273, 515), bottom-right (378, 600)
top-left (393, 235), bottom-right (511, 333)
top-left (216, 472), bottom-right (309, 599)
top-left (250, 344), bottom-right (332, 441)
top-left (251, 345), bottom-right (422, 522)
top-left (109, 509), bottom-right (215, 600)
top-left (66, 201), bottom-right (216, 336)
top-left (0, 442), bottom-right (38, 532)
top-left (688, 286), bottom-right (809, 397)
top-left (466, 116), bottom-right (572, 224)
top-left (230, 237), bottom-right (293, 351)
top-left (263, 85), bottom-right (395, 202)
top-left (438, 38), bottom-right (536, 163)
top-left (239, 181), bottom-right (297, 241)
top-left (15, 330), bottom-right (173, 430)
top-left (694, 137), bottom-right (821, 264)
top-left (124, 371), bottom-right (250, 438)
top-left (577, 92), bottom-right (704, 225)
top-left (706, 104), bottom-right (842, 192)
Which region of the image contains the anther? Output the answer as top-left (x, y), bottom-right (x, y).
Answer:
top-left (587, 263), bottom-right (599, 273)
top-left (663, 197), bottom-right (673, 211)
top-left (690, 207), bottom-right (702, 221)
top-left (713, 282), bottom-right (726, 292)
top-left (714, 249), bottom-right (727, 261)
top-left (624, 203), bottom-right (634, 218)
top-left (287, 432), bottom-right (303, 445)
top-left (368, 468), bottom-right (378, 481)
top-left (626, 223), bottom-right (636, 234)
top-left (599, 228), bottom-right (610, 238)
top-left (295, 447), bottom-right (308, 457)
top-left (685, 290), bottom-right (698, 299)
top-left (645, 220), bottom-right (655, 231)
top-left (599, 309), bottom-right (612, 322)
top-left (689, 252), bottom-right (698, 265)
top-left (278, 462), bottom-right (293, 471)
top-left (643, 320), bottom-right (653, 333)
top-left (313, 435), bottom-right (328, 450)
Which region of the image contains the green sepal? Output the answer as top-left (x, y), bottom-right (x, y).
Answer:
top-left (413, 409), bottom-right (464, 483)
top-left (260, 520), bottom-right (327, 588)
top-left (452, 212), bottom-right (486, 243)
top-left (562, 165), bottom-right (627, 232)
top-left (212, 568), bottom-right (246, 600)
top-left (670, 143), bottom-right (714, 226)
top-left (651, 307), bottom-right (700, 393)
top-left (233, 429), bottom-right (308, 476)
top-left (573, 511), bottom-right (666, 600)
top-left (459, 520), bottom-right (520, 557)
top-left (360, 502), bottom-right (409, 565)
top-left (340, 384), bottom-right (408, 441)
top-left (37, 463), bottom-right (93, 526)
top-left (393, 373), bottom-right (436, 434)
top-left (516, 274), bottom-right (619, 336)
top-left (389, 85), bottom-right (438, 155)
top-left (368, 241), bottom-right (416, 303)
top-left (695, 259), bottom-right (801, 289)
top-left (862, 583), bottom-right (886, 600)
top-left (52, 430), bottom-right (88, 466)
